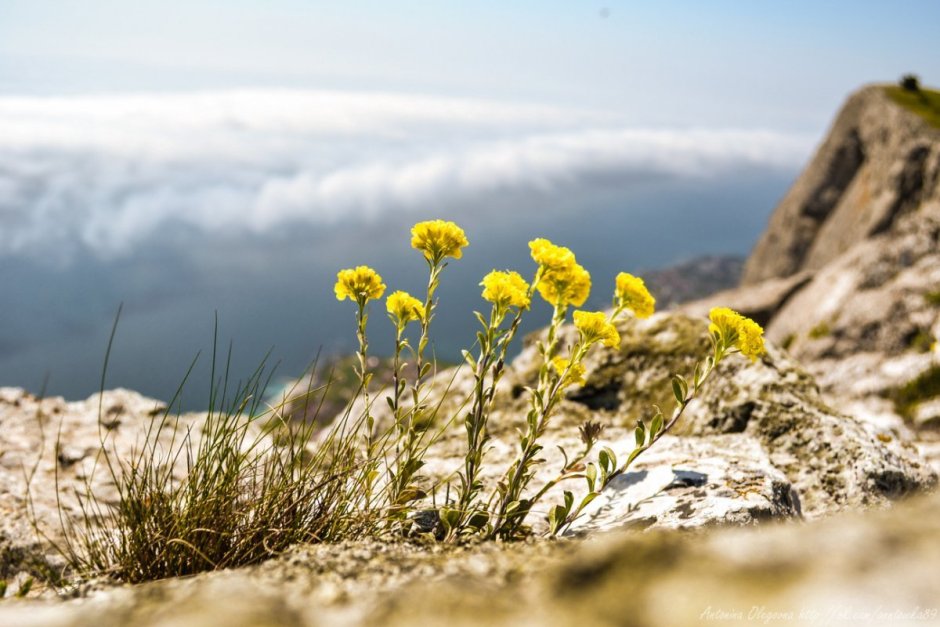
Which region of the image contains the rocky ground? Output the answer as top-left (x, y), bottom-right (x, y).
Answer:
top-left (0, 474), bottom-right (938, 626)
top-left (0, 309), bottom-right (936, 624)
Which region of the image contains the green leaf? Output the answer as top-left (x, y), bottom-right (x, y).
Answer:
top-left (635, 422), bottom-right (646, 447)
top-left (467, 510), bottom-right (490, 531)
top-left (598, 448), bottom-right (610, 471)
top-left (672, 375), bottom-right (687, 404)
top-left (579, 491), bottom-right (600, 511)
top-left (585, 463), bottom-right (597, 491)
top-left (439, 507), bottom-right (460, 533)
top-left (598, 446), bottom-right (617, 474)
top-left (564, 490), bottom-right (574, 511)
top-left (420, 362), bottom-right (432, 378)
top-left (462, 349), bottom-right (476, 368)
top-left (547, 504), bottom-right (564, 535)
top-left (650, 412), bottom-right (664, 436)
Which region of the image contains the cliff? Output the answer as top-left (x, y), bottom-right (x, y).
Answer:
top-left (742, 84), bottom-right (940, 284)
top-left (686, 84), bottom-right (940, 444)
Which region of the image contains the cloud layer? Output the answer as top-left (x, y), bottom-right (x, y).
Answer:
top-left (0, 89), bottom-right (814, 259)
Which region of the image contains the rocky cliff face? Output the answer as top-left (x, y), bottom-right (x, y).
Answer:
top-left (742, 85), bottom-right (940, 285)
top-left (687, 85), bottom-right (940, 462)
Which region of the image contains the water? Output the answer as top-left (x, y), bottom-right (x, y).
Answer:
top-left (0, 168), bottom-right (795, 408)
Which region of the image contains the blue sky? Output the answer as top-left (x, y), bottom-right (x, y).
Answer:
top-left (2, 1), bottom-right (939, 131)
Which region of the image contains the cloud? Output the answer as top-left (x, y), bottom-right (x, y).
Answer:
top-left (0, 89), bottom-right (815, 260)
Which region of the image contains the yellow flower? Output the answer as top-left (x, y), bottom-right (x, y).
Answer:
top-left (410, 220), bottom-right (469, 263)
top-left (573, 310), bottom-right (620, 349)
top-left (615, 272), bottom-right (656, 319)
top-left (551, 356), bottom-right (586, 388)
top-left (708, 307), bottom-right (765, 362)
top-left (334, 266), bottom-right (386, 303)
top-left (386, 290), bottom-right (426, 326)
top-left (536, 263), bottom-right (591, 308)
top-left (480, 270), bottom-right (531, 310)
top-left (529, 238), bottom-right (576, 271)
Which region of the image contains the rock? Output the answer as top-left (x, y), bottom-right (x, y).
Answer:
top-left (765, 204), bottom-right (940, 362)
top-left (4, 489), bottom-right (939, 626)
top-left (368, 489), bottom-right (940, 627)
top-left (565, 434), bottom-right (800, 535)
top-left (0, 387), bottom-right (234, 591)
top-left (913, 398), bottom-right (940, 429)
top-left (506, 313), bottom-right (934, 518)
top-left (355, 312), bottom-right (933, 529)
top-left (742, 84), bottom-right (940, 285)
top-left (703, 199), bottom-right (940, 443)
top-left (682, 270), bottom-right (813, 327)
top-left (681, 84), bottom-right (940, 448)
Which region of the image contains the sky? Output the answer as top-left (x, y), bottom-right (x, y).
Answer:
top-left (0, 1), bottom-right (938, 405)
top-left (2, 1), bottom-right (939, 129)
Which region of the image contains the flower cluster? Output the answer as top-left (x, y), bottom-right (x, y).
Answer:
top-left (573, 310), bottom-right (621, 349)
top-left (411, 220), bottom-right (469, 264)
top-left (536, 263), bottom-right (591, 308)
top-left (332, 220), bottom-right (767, 542)
top-left (528, 239), bottom-right (591, 308)
top-left (708, 307), bottom-right (766, 362)
top-left (334, 266), bottom-right (386, 304)
top-left (529, 238), bottom-right (576, 270)
top-left (386, 291), bottom-right (425, 327)
top-left (480, 270), bottom-right (530, 311)
top-left (551, 356), bottom-right (587, 388)
top-left (615, 272), bottom-right (656, 319)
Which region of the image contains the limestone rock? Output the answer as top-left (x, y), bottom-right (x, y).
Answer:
top-left (507, 313), bottom-right (934, 517)
top-left (368, 489), bottom-right (940, 627)
top-left (682, 85), bottom-right (940, 451)
top-left (742, 84), bottom-right (940, 285)
top-left (565, 434), bottom-right (800, 535)
top-left (682, 270), bottom-right (813, 327)
top-left (0, 387), bottom-right (235, 592)
top-left (3, 489), bottom-right (939, 626)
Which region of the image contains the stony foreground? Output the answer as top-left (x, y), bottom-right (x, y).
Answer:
top-left (0, 309), bottom-right (937, 625)
top-left (0, 489), bottom-right (937, 627)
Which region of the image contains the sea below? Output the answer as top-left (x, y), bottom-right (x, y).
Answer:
top-left (2, 168), bottom-right (796, 409)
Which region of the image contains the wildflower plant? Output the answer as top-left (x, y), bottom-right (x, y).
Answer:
top-left (385, 221), bottom-right (469, 518)
top-left (45, 219), bottom-right (768, 588)
top-left (333, 222), bottom-right (766, 541)
top-left (334, 264), bottom-right (386, 505)
top-left (441, 269), bottom-right (532, 537)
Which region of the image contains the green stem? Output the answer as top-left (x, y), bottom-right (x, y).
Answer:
top-left (449, 305), bottom-right (502, 537)
top-left (490, 308), bottom-right (579, 538)
top-left (355, 300), bottom-right (372, 445)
